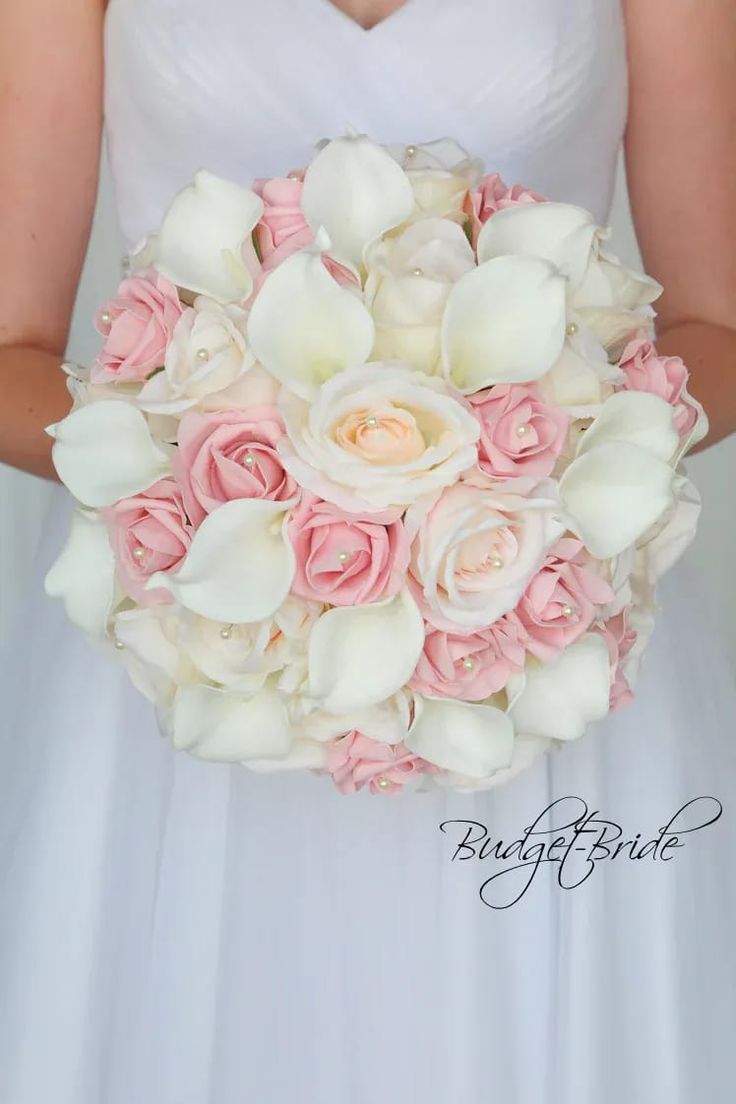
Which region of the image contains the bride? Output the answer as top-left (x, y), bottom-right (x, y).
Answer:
top-left (1, 0), bottom-right (735, 1101)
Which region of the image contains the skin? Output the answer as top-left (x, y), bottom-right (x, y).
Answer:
top-left (0, 0), bottom-right (733, 482)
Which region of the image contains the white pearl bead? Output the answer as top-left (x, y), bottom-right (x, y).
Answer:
top-left (376, 775), bottom-right (390, 789)
top-left (338, 550), bottom-right (351, 564)
top-left (196, 347), bottom-right (210, 362)
top-left (566, 322), bottom-right (579, 337)
top-left (562, 604), bottom-right (575, 618)
top-left (100, 310), bottom-right (112, 325)
top-left (516, 423), bottom-right (530, 437)
top-left (490, 556), bottom-right (504, 569)
top-left (114, 639), bottom-right (125, 650)
top-left (133, 546), bottom-right (145, 560)
top-left (220, 625), bottom-right (233, 640)
top-left (411, 267), bottom-right (423, 277)
top-left (462, 658), bottom-right (475, 671)
top-left (406, 145), bottom-right (417, 157)
top-left (365, 416), bottom-right (378, 428)
top-left (244, 454), bottom-right (255, 467)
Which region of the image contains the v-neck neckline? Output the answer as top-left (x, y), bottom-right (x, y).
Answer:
top-left (317, 0), bottom-right (415, 35)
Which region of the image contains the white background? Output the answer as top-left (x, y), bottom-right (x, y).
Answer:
top-left (2, 155), bottom-right (735, 658)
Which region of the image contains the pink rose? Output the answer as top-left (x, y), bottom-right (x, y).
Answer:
top-left (287, 494), bottom-right (410, 606)
top-left (91, 272), bottom-right (183, 384)
top-left (174, 407), bottom-right (297, 526)
top-left (410, 613), bottom-right (528, 701)
top-left (468, 384), bottom-right (569, 478)
top-left (518, 537), bottom-right (615, 662)
top-left (326, 731), bottom-right (433, 795)
top-left (619, 335), bottom-right (700, 441)
top-left (252, 176), bottom-right (359, 292)
top-left (464, 173), bottom-right (545, 249)
top-left (596, 609), bottom-right (637, 712)
top-left (103, 479), bottom-right (191, 605)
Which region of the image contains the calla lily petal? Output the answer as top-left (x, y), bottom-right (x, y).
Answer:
top-left (49, 401), bottom-right (169, 507)
top-left (406, 696), bottom-right (514, 778)
top-left (477, 201), bottom-right (599, 286)
top-left (301, 133), bottom-right (415, 266)
top-left (154, 170), bottom-right (263, 303)
top-left (308, 588), bottom-right (425, 714)
top-left (44, 509), bottom-right (116, 636)
top-left (172, 684), bottom-right (292, 762)
top-left (510, 634), bottom-right (611, 742)
top-left (576, 390), bottom-right (679, 463)
top-left (148, 498), bottom-right (296, 622)
top-left (441, 255), bottom-right (567, 391)
top-left (247, 250), bottom-right (375, 399)
top-left (559, 441), bottom-right (675, 558)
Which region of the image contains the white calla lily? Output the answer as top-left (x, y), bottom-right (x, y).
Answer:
top-left (147, 497), bottom-right (296, 622)
top-left (576, 390), bottom-right (679, 463)
top-left (441, 255), bottom-right (567, 391)
top-left (560, 441), bottom-right (675, 558)
top-left (247, 249), bottom-right (375, 399)
top-left (44, 509), bottom-right (116, 636)
top-left (172, 684), bottom-right (292, 762)
top-left (308, 588), bottom-right (425, 714)
top-left (406, 696), bottom-right (514, 778)
top-left (477, 202), bottom-right (600, 285)
top-left (153, 170), bottom-right (263, 303)
top-left (48, 401), bottom-right (169, 507)
top-left (301, 133), bottom-right (415, 266)
top-left (510, 634), bottom-right (611, 742)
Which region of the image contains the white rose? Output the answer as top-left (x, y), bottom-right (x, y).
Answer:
top-left (279, 362), bottom-right (480, 512)
top-left (137, 295), bottom-right (253, 414)
top-left (406, 470), bottom-right (564, 630)
top-left (290, 690), bottom-right (413, 745)
top-left (388, 138), bottom-right (482, 221)
top-left (364, 218), bottom-right (475, 373)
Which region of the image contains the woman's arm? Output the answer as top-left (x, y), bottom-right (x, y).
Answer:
top-left (0, 0), bottom-right (105, 479)
top-left (624, 0), bottom-right (736, 452)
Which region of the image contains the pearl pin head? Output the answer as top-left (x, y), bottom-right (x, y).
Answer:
top-left (220, 625), bottom-right (234, 640)
top-left (376, 776), bottom-right (390, 790)
top-left (196, 347), bottom-right (210, 362)
top-left (100, 310), bottom-right (112, 325)
top-left (566, 321), bottom-right (579, 337)
top-left (490, 556), bottom-right (504, 569)
top-left (516, 423), bottom-right (530, 437)
top-left (462, 658), bottom-right (475, 671)
top-left (338, 550), bottom-right (351, 564)
top-left (406, 145), bottom-right (417, 157)
top-left (365, 416), bottom-right (378, 428)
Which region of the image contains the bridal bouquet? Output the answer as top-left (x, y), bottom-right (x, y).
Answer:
top-left (46, 134), bottom-right (707, 794)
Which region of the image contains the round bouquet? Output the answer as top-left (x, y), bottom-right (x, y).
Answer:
top-left (45, 133), bottom-right (707, 794)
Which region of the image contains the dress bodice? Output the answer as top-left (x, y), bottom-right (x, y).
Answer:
top-left (103, 0), bottom-right (627, 248)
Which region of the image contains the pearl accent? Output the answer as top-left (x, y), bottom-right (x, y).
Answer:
top-left (562, 604), bottom-right (575, 618)
top-left (490, 556), bottom-right (504, 569)
top-left (376, 776), bottom-right (390, 789)
top-left (406, 145), bottom-right (417, 157)
top-left (462, 658), bottom-right (475, 671)
top-left (100, 310), bottom-right (112, 325)
top-left (114, 640), bottom-right (125, 650)
top-left (411, 267), bottom-right (423, 277)
top-left (516, 423), bottom-right (530, 437)
top-left (566, 321), bottom-right (579, 337)
top-left (133, 546), bottom-right (145, 560)
top-left (196, 347), bottom-right (210, 362)
top-left (365, 416), bottom-right (378, 428)
top-left (338, 550), bottom-right (351, 564)
top-left (244, 454), bottom-right (255, 466)
top-left (220, 625), bottom-right (234, 640)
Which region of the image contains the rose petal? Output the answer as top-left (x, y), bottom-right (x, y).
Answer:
top-left (406, 696), bottom-right (514, 777)
top-left (301, 133), bottom-right (415, 266)
top-left (153, 170), bottom-right (263, 303)
top-left (559, 442), bottom-right (675, 558)
top-left (510, 633), bottom-right (611, 741)
top-left (48, 401), bottom-right (169, 507)
top-left (147, 498), bottom-right (296, 622)
top-left (576, 390), bottom-right (679, 463)
top-left (477, 201), bottom-right (599, 286)
top-left (441, 256), bottom-right (567, 391)
top-left (247, 250), bottom-right (375, 399)
top-left (44, 509), bottom-right (116, 636)
top-left (172, 684), bottom-right (292, 762)
top-left (308, 588), bottom-right (425, 714)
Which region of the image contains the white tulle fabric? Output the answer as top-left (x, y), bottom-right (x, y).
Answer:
top-left (2, 1), bottom-right (735, 1101)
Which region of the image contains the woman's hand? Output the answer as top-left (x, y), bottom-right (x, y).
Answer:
top-left (624, 0), bottom-right (736, 452)
top-left (0, 0), bottom-right (105, 479)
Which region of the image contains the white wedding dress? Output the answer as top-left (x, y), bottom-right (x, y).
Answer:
top-left (1, 1), bottom-right (735, 1101)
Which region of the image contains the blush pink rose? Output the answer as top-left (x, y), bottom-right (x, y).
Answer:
top-left (252, 176), bottom-right (359, 293)
top-left (103, 478), bottom-right (191, 605)
top-left (464, 173), bottom-right (546, 248)
top-left (619, 335), bottom-right (700, 441)
top-left (174, 407), bottom-right (297, 526)
top-left (596, 609), bottom-right (637, 712)
top-left (410, 613), bottom-right (528, 701)
top-left (468, 384), bottom-right (569, 478)
top-left (287, 494), bottom-right (410, 606)
top-left (518, 537), bottom-right (615, 662)
top-left (91, 272), bottom-right (183, 384)
top-left (326, 731), bottom-right (434, 795)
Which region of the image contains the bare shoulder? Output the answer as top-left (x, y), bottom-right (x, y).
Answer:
top-left (622, 0), bottom-right (736, 328)
top-left (0, 0), bottom-right (106, 353)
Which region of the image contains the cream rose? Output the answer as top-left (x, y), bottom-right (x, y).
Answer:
top-left (279, 362), bottom-right (480, 512)
top-left (364, 218), bottom-right (475, 373)
top-left (388, 138), bottom-right (482, 221)
top-left (137, 295), bottom-right (252, 414)
top-left (406, 470), bottom-right (565, 630)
